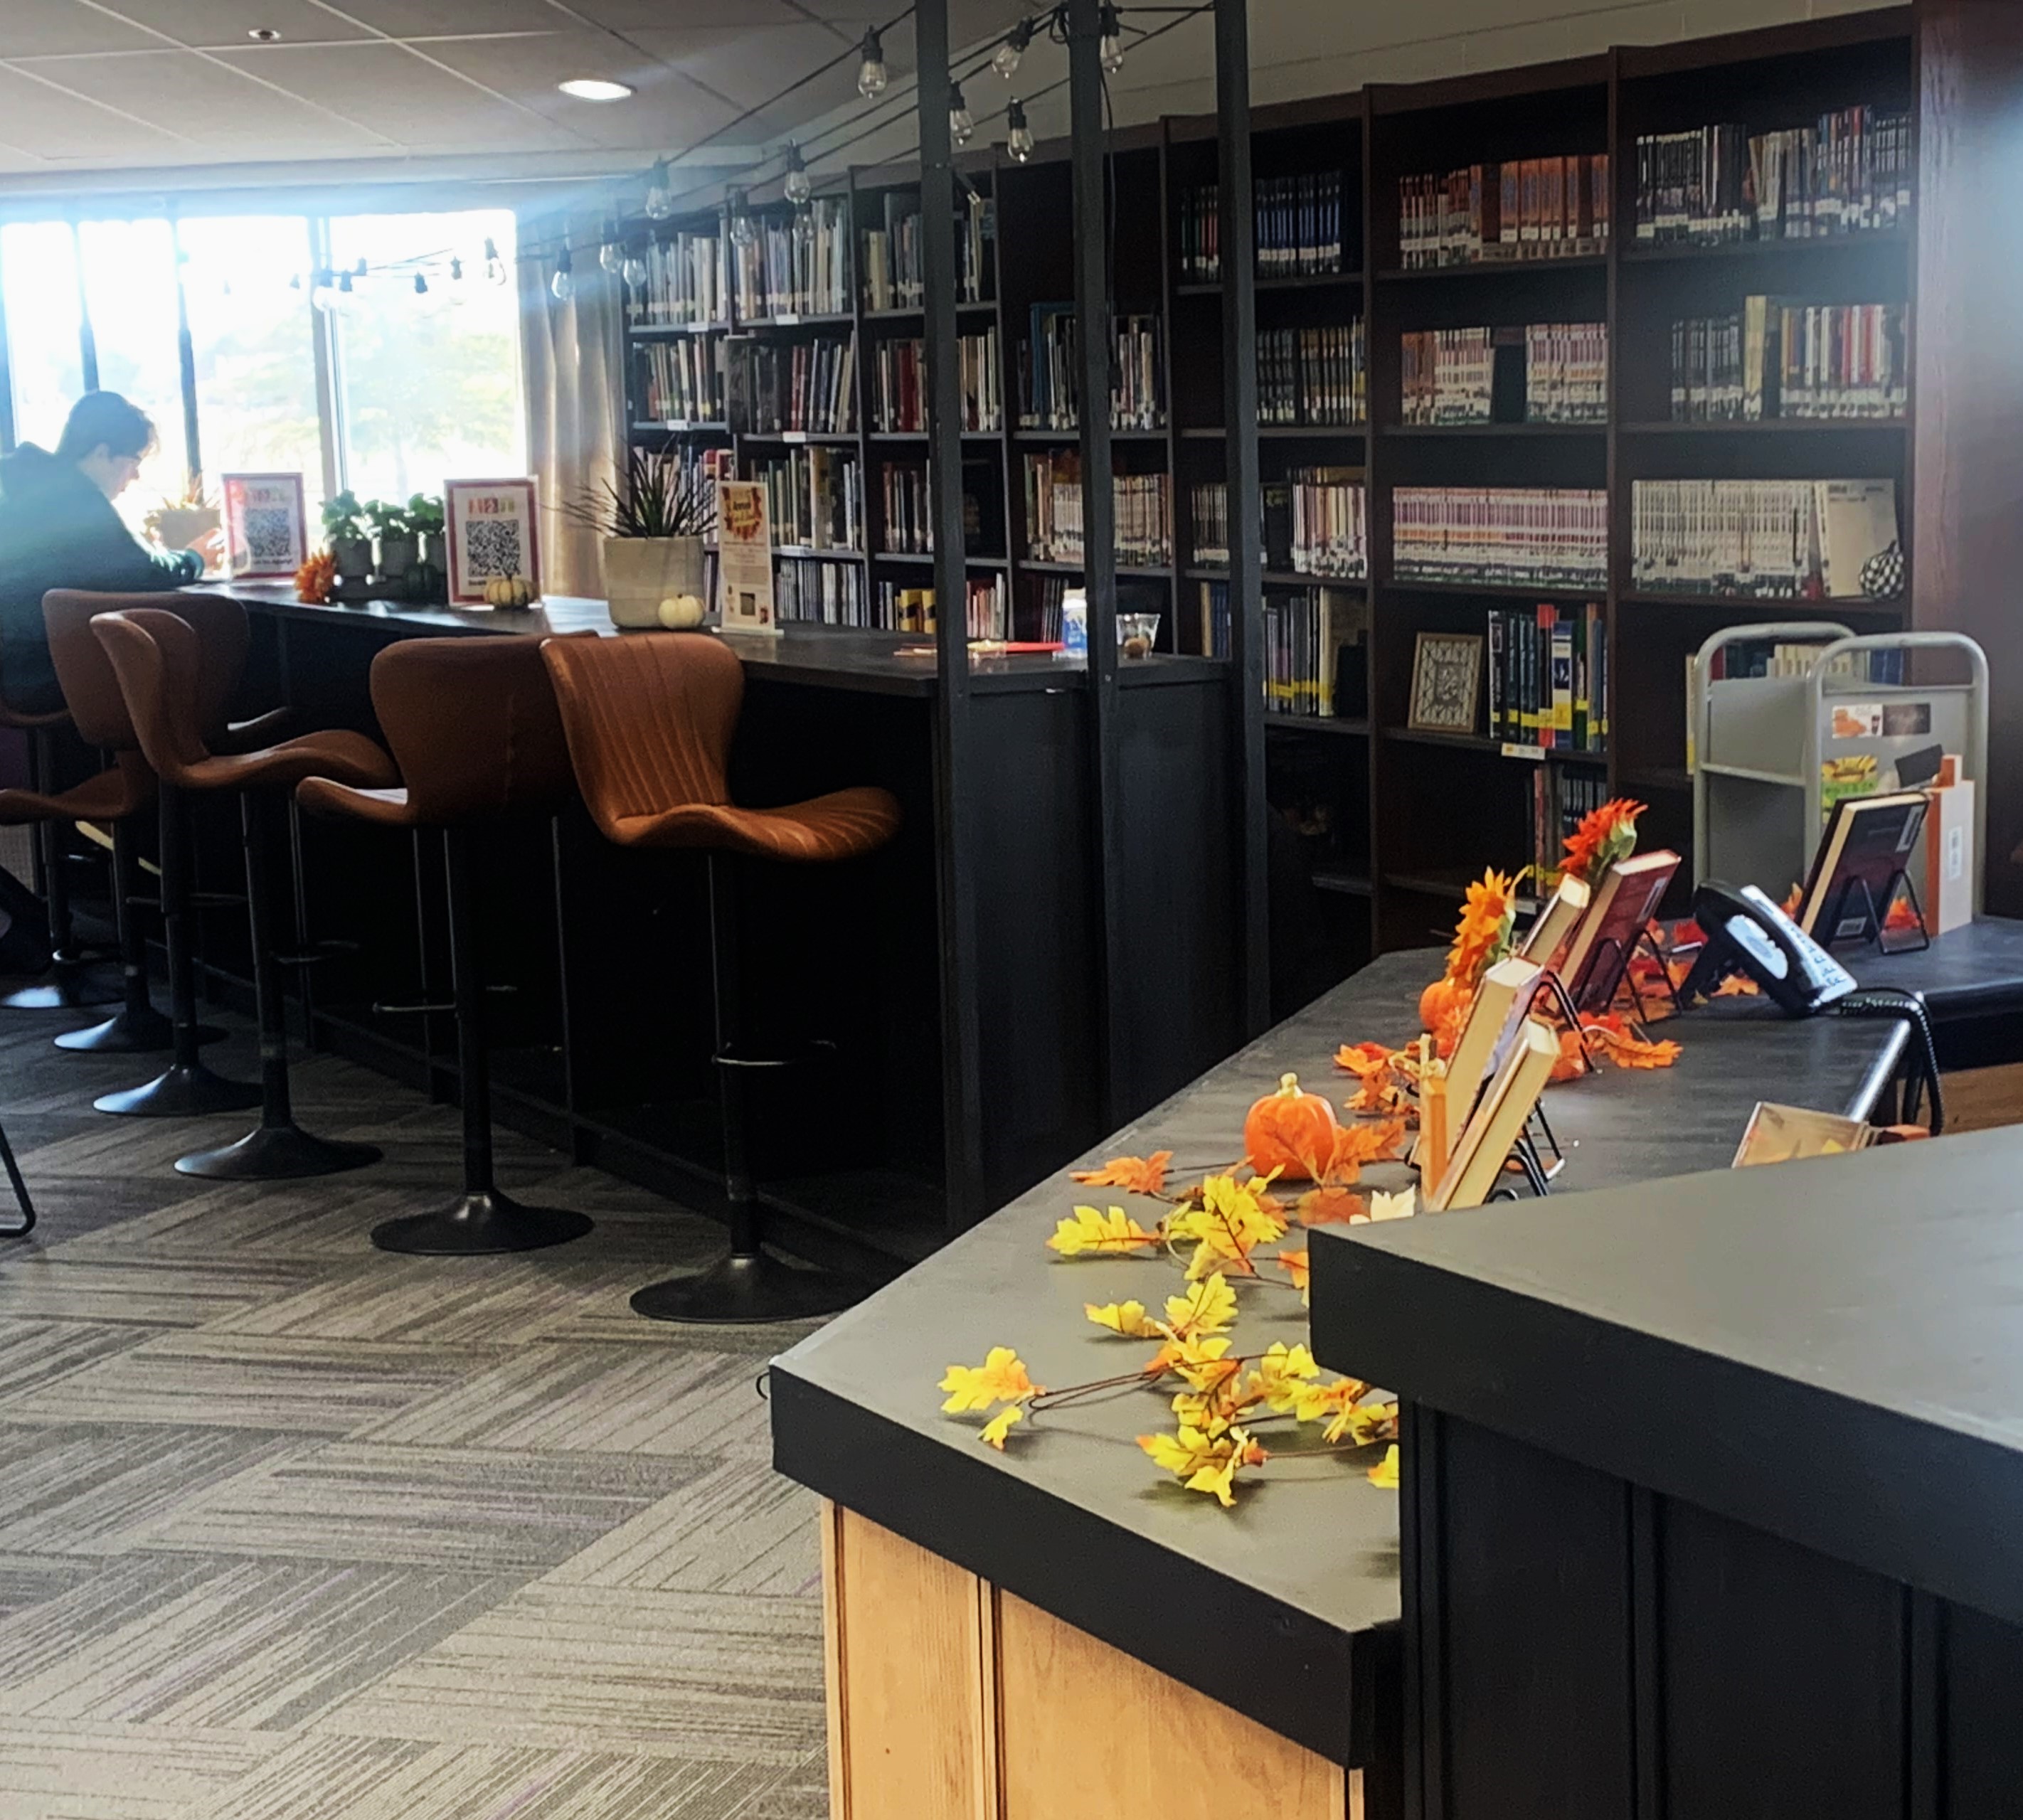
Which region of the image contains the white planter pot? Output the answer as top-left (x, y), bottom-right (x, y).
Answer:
top-left (602, 536), bottom-right (706, 629)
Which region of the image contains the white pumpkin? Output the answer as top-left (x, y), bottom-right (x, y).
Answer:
top-left (657, 592), bottom-right (707, 629)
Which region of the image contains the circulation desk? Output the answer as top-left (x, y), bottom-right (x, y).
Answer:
top-left (191, 585), bottom-right (1238, 1274)
top-left (768, 949), bottom-right (1915, 1820)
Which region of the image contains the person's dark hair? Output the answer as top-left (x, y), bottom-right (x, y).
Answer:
top-left (53, 391), bottom-right (157, 465)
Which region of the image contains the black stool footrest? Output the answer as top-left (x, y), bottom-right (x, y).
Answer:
top-left (713, 1037), bottom-right (839, 1073)
top-left (631, 1246), bottom-right (866, 1324)
top-left (372, 1188), bottom-right (592, 1256)
top-left (371, 1000), bottom-right (456, 1017)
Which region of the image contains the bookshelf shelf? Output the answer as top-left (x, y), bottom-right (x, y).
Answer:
top-left (1618, 589), bottom-right (1905, 610)
top-left (1382, 579), bottom-right (1606, 602)
top-left (741, 431), bottom-right (861, 446)
top-left (1375, 255), bottom-right (1608, 282)
top-left (1266, 713), bottom-right (1371, 737)
top-left (1382, 726), bottom-right (1608, 767)
top-left (1618, 419), bottom-right (1908, 436)
top-left (627, 323), bottom-right (728, 339)
top-left (740, 310), bottom-right (858, 328)
top-left (1175, 271), bottom-right (1364, 297)
top-left (1619, 231), bottom-right (1909, 266)
top-left (1621, 767), bottom-right (1694, 794)
top-left (861, 301), bottom-right (1000, 320)
top-left (1021, 560), bottom-right (1175, 579)
top-left (866, 430), bottom-right (1006, 443)
top-left (1312, 867), bottom-right (1376, 898)
top-left (1013, 427), bottom-right (1169, 444)
top-left (632, 421), bottom-right (730, 435)
top-left (874, 551), bottom-right (1011, 569)
top-left (1381, 423), bottom-right (1605, 439)
top-left (1179, 425), bottom-right (1368, 441)
top-left (773, 546), bottom-right (864, 561)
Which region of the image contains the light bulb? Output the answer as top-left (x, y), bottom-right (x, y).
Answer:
top-left (1099, 4), bottom-right (1125, 73)
top-left (994, 16), bottom-right (1033, 79)
top-left (551, 248), bottom-right (575, 304)
top-left (856, 26), bottom-right (887, 98)
top-left (413, 271), bottom-right (428, 295)
top-left (645, 160), bottom-right (674, 220)
top-left (450, 256), bottom-right (463, 281)
top-left (783, 143), bottom-right (811, 206)
top-left (482, 236), bottom-right (508, 286)
top-left (334, 270), bottom-right (356, 315)
top-left (1007, 97), bottom-right (1034, 163)
top-left (728, 188), bottom-right (758, 249)
top-left (600, 241), bottom-right (624, 274)
top-left (310, 269), bottom-right (335, 313)
top-left (622, 254), bottom-right (647, 289)
top-left (949, 83), bottom-right (974, 148)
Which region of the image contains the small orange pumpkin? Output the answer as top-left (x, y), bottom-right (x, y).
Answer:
top-left (1243, 1072), bottom-right (1340, 1181)
top-left (1418, 974), bottom-right (1473, 1060)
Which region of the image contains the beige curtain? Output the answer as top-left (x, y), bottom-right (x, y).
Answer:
top-left (519, 206), bottom-right (624, 600)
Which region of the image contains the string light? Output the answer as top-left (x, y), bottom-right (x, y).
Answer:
top-left (413, 271), bottom-right (428, 294)
top-left (600, 240), bottom-right (625, 274)
top-left (622, 252), bottom-right (647, 289)
top-left (482, 236), bottom-right (508, 286)
top-left (645, 159), bottom-right (675, 220)
top-left (550, 246), bottom-right (575, 303)
top-left (1099, 3), bottom-right (1125, 72)
top-left (783, 142), bottom-right (812, 206)
top-left (728, 186), bottom-right (758, 248)
top-left (1007, 97), bottom-right (1034, 162)
top-left (994, 14), bottom-right (1034, 78)
top-left (949, 81), bottom-right (974, 147)
top-left (856, 26), bottom-right (888, 98)
top-left (450, 257), bottom-right (463, 281)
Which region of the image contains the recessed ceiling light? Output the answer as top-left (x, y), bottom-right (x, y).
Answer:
top-left (558, 78), bottom-right (633, 102)
top-left (247, 26), bottom-right (280, 41)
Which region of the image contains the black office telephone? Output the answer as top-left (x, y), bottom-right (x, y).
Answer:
top-left (1680, 881), bottom-right (1857, 1016)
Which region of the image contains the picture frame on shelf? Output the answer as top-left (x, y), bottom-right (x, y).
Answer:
top-left (220, 473), bottom-right (307, 580)
top-left (445, 478), bottom-right (541, 607)
top-left (1408, 632), bottom-right (1484, 735)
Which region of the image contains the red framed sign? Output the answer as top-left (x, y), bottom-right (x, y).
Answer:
top-left (445, 478), bottom-right (541, 605)
top-left (221, 472), bottom-right (307, 580)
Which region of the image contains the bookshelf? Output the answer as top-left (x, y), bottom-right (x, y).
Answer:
top-left (615, 6), bottom-right (1919, 976)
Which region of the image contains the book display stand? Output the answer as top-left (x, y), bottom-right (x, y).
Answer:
top-left (1825, 864), bottom-right (1930, 957)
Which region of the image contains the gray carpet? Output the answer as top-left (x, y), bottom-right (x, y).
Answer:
top-left (0, 1003), bottom-right (830, 1819)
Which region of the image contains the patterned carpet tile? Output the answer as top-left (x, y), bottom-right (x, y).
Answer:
top-left (543, 1462), bottom-right (821, 1597)
top-left (0, 1423), bottom-right (306, 1557)
top-left (0, 1331), bottom-right (492, 1435)
top-left (357, 1343), bottom-right (773, 1459)
top-left (0, 1254), bottom-right (324, 1329)
top-left (0, 1319), bottom-right (155, 1406)
top-left (0, 1553), bottom-right (521, 1733)
top-left (186, 1735), bottom-right (824, 1820)
top-left (139, 1439), bottom-right (703, 1570)
top-left (0, 1716), bottom-right (275, 1820)
top-left (314, 1582), bottom-right (824, 1763)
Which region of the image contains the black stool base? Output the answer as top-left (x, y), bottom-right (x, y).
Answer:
top-left (630, 1247), bottom-right (864, 1325)
top-left (56, 1006), bottom-right (218, 1054)
top-left (95, 1062), bottom-right (262, 1118)
top-left (371, 1188), bottom-right (591, 1257)
top-left (4, 970), bottom-right (121, 1012)
top-left (176, 1123), bottom-right (381, 1181)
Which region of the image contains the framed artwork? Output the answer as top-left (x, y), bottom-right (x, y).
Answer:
top-left (1408, 632), bottom-right (1484, 734)
top-left (221, 473), bottom-right (307, 579)
top-left (446, 479), bottom-right (541, 606)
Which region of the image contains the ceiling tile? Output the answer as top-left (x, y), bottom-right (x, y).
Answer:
top-left (0, 0), bottom-right (162, 55)
top-left (30, 48), bottom-right (393, 148)
top-left (423, 29), bottom-right (741, 147)
top-left (84, 0), bottom-right (378, 48)
top-left (313, 0), bottom-right (577, 34)
top-left (0, 63), bottom-right (187, 159)
top-left (212, 40), bottom-right (586, 149)
top-left (563, 0), bottom-right (807, 28)
top-left (631, 20), bottom-right (849, 110)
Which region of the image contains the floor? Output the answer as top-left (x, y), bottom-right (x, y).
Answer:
top-left (0, 997), bottom-right (831, 1820)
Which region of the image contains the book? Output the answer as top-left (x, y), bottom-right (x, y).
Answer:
top-left (1399, 156), bottom-right (1609, 268)
top-left (1815, 478), bottom-right (1901, 598)
top-left (1430, 1018), bottom-right (1560, 1211)
top-left (1519, 875), bottom-right (1592, 971)
top-left (1391, 489), bottom-right (1608, 588)
top-left (1560, 848), bottom-right (1682, 1011)
top-left (1631, 478), bottom-right (1899, 599)
top-left (1798, 790), bottom-right (1929, 944)
top-left (1922, 770), bottom-right (1975, 937)
top-left (1732, 1101), bottom-right (1876, 1167)
top-left (1444, 954), bottom-right (1544, 1124)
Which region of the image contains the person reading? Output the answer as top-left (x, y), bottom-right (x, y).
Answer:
top-left (0, 391), bottom-right (206, 717)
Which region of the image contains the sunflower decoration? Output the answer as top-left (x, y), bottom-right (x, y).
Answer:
top-left (1560, 797), bottom-right (1646, 886)
top-left (1416, 867), bottom-right (1519, 1057)
top-left (294, 548), bottom-right (337, 605)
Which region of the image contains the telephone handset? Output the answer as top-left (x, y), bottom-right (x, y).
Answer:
top-left (1681, 880), bottom-right (1857, 1016)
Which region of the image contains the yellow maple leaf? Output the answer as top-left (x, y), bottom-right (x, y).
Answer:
top-left (1047, 1204), bottom-right (1162, 1258)
top-left (1170, 1385), bottom-right (1242, 1437)
top-left (939, 1346), bottom-right (1041, 1412)
top-left (1361, 1186), bottom-right (1416, 1223)
top-left (1167, 1334), bottom-right (1241, 1393)
top-left (1277, 1247), bottom-right (1311, 1304)
top-left (1085, 1298), bottom-right (1160, 1339)
top-left (1247, 1340), bottom-right (1320, 1414)
top-left (1138, 1423), bottom-right (1267, 1508)
top-left (1069, 1150), bottom-right (1174, 1196)
top-left (979, 1405), bottom-right (1025, 1449)
top-left (1171, 1174), bottom-right (1285, 1277)
top-left (1292, 1375), bottom-right (1379, 1442)
top-left (1162, 1272), bottom-right (1238, 1339)
top-left (1368, 1443), bottom-right (1401, 1489)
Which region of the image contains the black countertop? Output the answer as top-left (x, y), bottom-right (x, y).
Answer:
top-left (198, 583), bottom-right (1225, 698)
top-left (1311, 1121), bottom-right (2023, 1637)
top-left (770, 949), bottom-right (1908, 1767)
top-left (1847, 913), bottom-right (2023, 1021)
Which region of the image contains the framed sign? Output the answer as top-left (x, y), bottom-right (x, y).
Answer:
top-left (1408, 632), bottom-right (1485, 735)
top-left (221, 473), bottom-right (307, 579)
top-left (716, 478), bottom-right (777, 636)
top-left (446, 479), bottom-right (541, 606)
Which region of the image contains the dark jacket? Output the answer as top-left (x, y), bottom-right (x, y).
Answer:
top-left (0, 444), bottom-right (202, 715)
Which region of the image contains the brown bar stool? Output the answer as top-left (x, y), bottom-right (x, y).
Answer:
top-left (0, 642), bottom-right (116, 1013)
top-left (296, 635), bottom-right (593, 1255)
top-left (540, 632), bottom-right (898, 1324)
top-left (92, 607), bottom-right (393, 1176)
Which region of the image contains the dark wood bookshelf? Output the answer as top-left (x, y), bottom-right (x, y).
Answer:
top-left (1375, 253), bottom-right (1608, 282)
top-left (1618, 418), bottom-right (1907, 435)
top-left (1266, 713), bottom-right (1370, 737)
top-left (1381, 423), bottom-right (1605, 439)
top-left (1618, 228), bottom-right (1910, 265)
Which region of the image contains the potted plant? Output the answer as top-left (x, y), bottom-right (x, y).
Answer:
top-left (322, 491), bottom-right (372, 581)
top-left (362, 498), bottom-right (417, 585)
top-left (405, 493), bottom-right (447, 602)
top-left (562, 448), bottom-right (717, 630)
top-left (144, 479), bottom-right (221, 564)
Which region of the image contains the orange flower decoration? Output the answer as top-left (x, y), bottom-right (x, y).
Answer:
top-left (1445, 868), bottom-right (1519, 991)
top-left (294, 548), bottom-right (336, 605)
top-left (1560, 798), bottom-right (1646, 885)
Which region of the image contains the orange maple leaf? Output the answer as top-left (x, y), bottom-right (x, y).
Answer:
top-left (1335, 1042), bottom-right (1414, 1114)
top-left (1712, 974), bottom-right (1761, 998)
top-left (1297, 1184), bottom-right (1367, 1225)
top-left (1277, 1247), bottom-right (1311, 1302)
top-left (1554, 1013), bottom-right (1682, 1077)
top-left (1315, 1117), bottom-right (1407, 1184)
top-left (1069, 1150), bottom-right (1173, 1196)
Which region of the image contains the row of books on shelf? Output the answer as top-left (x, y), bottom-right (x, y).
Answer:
top-left (1018, 307), bottom-right (1165, 432)
top-left (1398, 156), bottom-right (1611, 268)
top-left (626, 230), bottom-right (725, 328)
top-left (752, 447), bottom-right (861, 553)
top-left (859, 192), bottom-right (994, 311)
top-left (868, 329), bottom-right (1002, 432)
top-left (1263, 587), bottom-right (1368, 719)
top-left (774, 557), bottom-right (865, 626)
top-left (1669, 298), bottom-right (1907, 422)
top-left (1526, 772), bottom-right (1614, 892)
top-left (1399, 323), bottom-right (1607, 425)
top-left (1022, 454), bottom-right (1172, 567)
top-left (731, 199), bottom-right (850, 320)
top-left (1392, 486), bottom-right (1608, 587)
top-left (876, 579), bottom-right (1009, 639)
top-left (1630, 477), bottom-right (1898, 598)
top-left (734, 336), bottom-right (855, 436)
top-left (639, 339), bottom-right (722, 424)
top-left (1177, 172), bottom-right (1351, 283)
top-left (1632, 108), bottom-right (1912, 246)
top-left (1188, 472), bottom-right (1370, 580)
top-left (1259, 323), bottom-right (1367, 427)
top-left (876, 459), bottom-right (992, 557)
top-left (1703, 637), bottom-right (1906, 682)
top-left (1487, 602), bottom-right (1608, 752)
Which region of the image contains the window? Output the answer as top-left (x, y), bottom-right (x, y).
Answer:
top-left (1, 222), bottom-right (85, 454)
top-left (326, 209), bottom-right (525, 505)
top-left (78, 218), bottom-right (189, 531)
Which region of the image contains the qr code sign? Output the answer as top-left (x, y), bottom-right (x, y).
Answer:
top-left (466, 516), bottom-right (524, 580)
top-left (243, 507), bottom-right (297, 567)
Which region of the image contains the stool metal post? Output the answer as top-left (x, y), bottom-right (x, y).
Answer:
top-left (94, 784), bottom-right (260, 1118)
top-left (4, 726), bottom-right (116, 1012)
top-left (55, 817), bottom-right (177, 1053)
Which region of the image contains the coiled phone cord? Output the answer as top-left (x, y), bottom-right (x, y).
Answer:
top-left (1835, 987), bottom-right (1945, 1135)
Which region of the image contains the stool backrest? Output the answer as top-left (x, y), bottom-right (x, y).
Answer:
top-left (368, 634), bottom-right (577, 822)
top-left (90, 609), bottom-right (214, 787)
top-left (45, 590), bottom-right (251, 752)
top-left (539, 633), bottom-right (740, 840)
